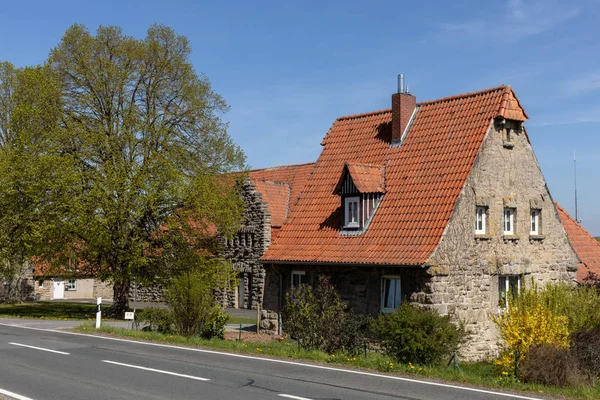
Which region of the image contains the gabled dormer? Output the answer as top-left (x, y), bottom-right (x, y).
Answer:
top-left (333, 163), bottom-right (385, 234)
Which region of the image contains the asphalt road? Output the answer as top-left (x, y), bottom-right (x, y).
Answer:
top-left (0, 322), bottom-right (547, 400)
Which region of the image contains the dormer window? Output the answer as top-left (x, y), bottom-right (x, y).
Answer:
top-left (333, 163), bottom-right (385, 233)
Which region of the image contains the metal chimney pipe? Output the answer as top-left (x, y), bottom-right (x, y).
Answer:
top-left (398, 74), bottom-right (404, 94)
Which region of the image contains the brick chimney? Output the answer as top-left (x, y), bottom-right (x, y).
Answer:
top-left (391, 74), bottom-right (416, 143)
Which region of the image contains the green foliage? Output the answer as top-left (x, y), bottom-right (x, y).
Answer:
top-left (282, 275), bottom-right (370, 355)
top-left (199, 306), bottom-right (228, 340)
top-left (372, 303), bottom-right (468, 365)
top-left (0, 24), bottom-right (247, 317)
top-left (137, 308), bottom-right (174, 334)
top-left (162, 229), bottom-right (236, 337)
top-left (520, 344), bottom-right (585, 387)
top-left (541, 283), bottom-right (600, 333)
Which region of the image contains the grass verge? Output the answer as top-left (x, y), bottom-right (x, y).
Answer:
top-left (72, 323), bottom-right (600, 399)
top-left (226, 315), bottom-right (257, 325)
top-left (0, 302), bottom-right (97, 320)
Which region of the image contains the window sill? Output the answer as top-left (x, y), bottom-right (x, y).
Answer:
top-left (503, 234), bottom-right (520, 243)
top-left (503, 141), bottom-right (514, 149)
top-left (343, 223), bottom-right (360, 229)
top-left (529, 234), bottom-right (545, 243)
top-left (474, 234), bottom-right (491, 242)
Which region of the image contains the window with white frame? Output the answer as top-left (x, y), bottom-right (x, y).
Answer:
top-left (65, 279), bottom-right (77, 291)
top-left (475, 206), bottom-right (487, 234)
top-left (498, 275), bottom-right (521, 310)
top-left (291, 271), bottom-right (308, 289)
top-left (381, 277), bottom-right (402, 312)
top-left (530, 209), bottom-right (540, 235)
top-left (503, 208), bottom-right (515, 235)
top-left (344, 196), bottom-right (360, 228)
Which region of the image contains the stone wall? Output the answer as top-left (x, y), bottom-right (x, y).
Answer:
top-left (129, 282), bottom-right (164, 302)
top-left (93, 279), bottom-right (114, 300)
top-left (0, 263), bottom-right (35, 302)
top-left (217, 180), bottom-right (272, 309)
top-left (424, 119), bottom-right (579, 360)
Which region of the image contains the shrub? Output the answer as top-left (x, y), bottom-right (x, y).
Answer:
top-left (137, 308), bottom-right (174, 334)
top-left (572, 328), bottom-right (600, 382)
top-left (520, 344), bottom-right (584, 387)
top-left (282, 275), bottom-right (370, 355)
top-left (541, 283), bottom-right (600, 333)
top-left (372, 303), bottom-right (467, 365)
top-left (199, 305), bottom-right (229, 339)
top-left (493, 281), bottom-right (570, 376)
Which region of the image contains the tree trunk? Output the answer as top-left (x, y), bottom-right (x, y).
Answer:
top-left (107, 279), bottom-right (130, 319)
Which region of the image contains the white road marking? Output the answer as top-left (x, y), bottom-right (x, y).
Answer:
top-left (0, 323), bottom-right (542, 400)
top-left (8, 342), bottom-right (70, 355)
top-left (102, 360), bottom-right (210, 381)
top-left (0, 387), bottom-right (36, 400)
top-left (278, 394), bottom-right (313, 400)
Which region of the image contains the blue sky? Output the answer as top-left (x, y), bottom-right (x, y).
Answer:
top-left (1, 0), bottom-right (599, 235)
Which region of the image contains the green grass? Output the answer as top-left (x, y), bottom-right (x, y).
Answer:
top-left (72, 323), bottom-right (600, 399)
top-left (0, 302), bottom-right (98, 320)
top-left (227, 315), bottom-right (257, 325)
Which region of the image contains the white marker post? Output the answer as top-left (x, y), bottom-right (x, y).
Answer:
top-left (95, 297), bottom-right (102, 329)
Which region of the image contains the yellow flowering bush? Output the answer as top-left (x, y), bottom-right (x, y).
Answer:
top-left (493, 282), bottom-right (570, 377)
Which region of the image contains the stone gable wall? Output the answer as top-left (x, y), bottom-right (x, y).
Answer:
top-left (216, 180), bottom-right (272, 309)
top-left (423, 120), bottom-right (579, 360)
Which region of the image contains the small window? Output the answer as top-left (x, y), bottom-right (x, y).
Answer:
top-left (381, 277), bottom-right (401, 312)
top-left (344, 196), bottom-right (360, 228)
top-left (65, 279), bottom-right (77, 291)
top-left (291, 271), bottom-right (308, 289)
top-left (530, 209), bottom-right (540, 235)
top-left (498, 275), bottom-right (521, 310)
top-left (503, 208), bottom-right (515, 235)
top-left (38, 279), bottom-right (44, 288)
top-left (475, 206), bottom-right (487, 234)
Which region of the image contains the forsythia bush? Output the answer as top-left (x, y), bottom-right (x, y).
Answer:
top-left (493, 283), bottom-right (570, 376)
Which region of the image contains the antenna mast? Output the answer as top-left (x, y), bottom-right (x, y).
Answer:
top-left (574, 150), bottom-right (580, 223)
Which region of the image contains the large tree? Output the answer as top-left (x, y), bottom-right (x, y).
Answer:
top-left (0, 25), bottom-right (246, 315)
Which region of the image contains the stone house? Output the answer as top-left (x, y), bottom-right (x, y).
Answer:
top-left (259, 83), bottom-right (581, 359)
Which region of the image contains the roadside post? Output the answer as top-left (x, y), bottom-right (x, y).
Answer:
top-left (95, 297), bottom-right (102, 329)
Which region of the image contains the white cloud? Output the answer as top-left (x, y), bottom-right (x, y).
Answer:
top-left (562, 71), bottom-right (600, 96)
top-left (441, 0), bottom-right (580, 41)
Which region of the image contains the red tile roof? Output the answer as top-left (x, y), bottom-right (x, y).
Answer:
top-left (333, 163), bottom-right (385, 194)
top-left (263, 86), bottom-right (527, 265)
top-left (252, 181), bottom-right (290, 227)
top-left (555, 202), bottom-right (600, 283)
top-left (249, 162), bottom-right (315, 228)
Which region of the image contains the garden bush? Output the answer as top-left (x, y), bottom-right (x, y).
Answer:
top-left (520, 344), bottom-right (585, 387)
top-left (541, 283), bottom-right (600, 333)
top-left (282, 275), bottom-right (370, 355)
top-left (371, 303), bottom-right (467, 365)
top-left (199, 305), bottom-right (228, 339)
top-left (493, 281), bottom-right (570, 375)
top-left (137, 308), bottom-right (174, 334)
top-left (572, 328), bottom-right (600, 383)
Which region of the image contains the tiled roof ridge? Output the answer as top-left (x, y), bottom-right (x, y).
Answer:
top-left (250, 179), bottom-right (291, 187)
top-left (249, 161), bottom-right (316, 174)
top-left (346, 161), bottom-right (385, 168)
top-left (335, 85), bottom-right (509, 122)
top-left (417, 85), bottom-right (508, 106)
top-left (555, 201), bottom-right (600, 252)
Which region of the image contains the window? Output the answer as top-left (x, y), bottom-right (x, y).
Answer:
top-left (498, 275), bottom-right (521, 310)
top-left (291, 271), bottom-right (308, 289)
top-left (530, 209), bottom-right (540, 235)
top-left (503, 208), bottom-right (515, 235)
top-left (381, 277), bottom-right (402, 312)
top-left (475, 206), bottom-right (487, 234)
top-left (344, 196), bottom-right (360, 228)
top-left (65, 279), bottom-right (76, 291)
top-left (38, 279), bottom-right (44, 288)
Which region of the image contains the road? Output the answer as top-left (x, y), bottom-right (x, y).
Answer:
top-left (0, 322), bottom-right (546, 400)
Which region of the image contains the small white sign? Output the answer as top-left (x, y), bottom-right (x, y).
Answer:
top-left (124, 312), bottom-right (135, 320)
